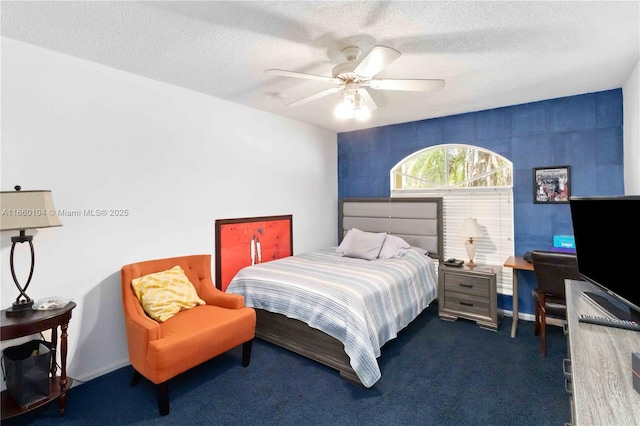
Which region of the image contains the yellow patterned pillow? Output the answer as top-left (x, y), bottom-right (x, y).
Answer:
top-left (131, 266), bottom-right (205, 322)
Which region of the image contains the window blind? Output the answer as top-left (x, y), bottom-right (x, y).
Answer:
top-left (393, 189), bottom-right (514, 295)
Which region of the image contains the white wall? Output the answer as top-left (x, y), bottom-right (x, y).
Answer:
top-left (623, 59), bottom-right (640, 195)
top-left (0, 38), bottom-right (338, 385)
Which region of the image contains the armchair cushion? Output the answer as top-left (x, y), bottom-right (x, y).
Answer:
top-left (132, 265), bottom-right (205, 322)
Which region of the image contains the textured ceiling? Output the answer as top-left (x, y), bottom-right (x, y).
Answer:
top-left (2, 1), bottom-right (639, 133)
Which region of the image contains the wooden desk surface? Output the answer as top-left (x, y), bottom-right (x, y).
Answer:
top-left (566, 279), bottom-right (640, 425)
top-left (503, 255), bottom-right (534, 271)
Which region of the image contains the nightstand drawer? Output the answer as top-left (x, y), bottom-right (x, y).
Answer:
top-left (444, 292), bottom-right (490, 316)
top-left (443, 273), bottom-right (490, 297)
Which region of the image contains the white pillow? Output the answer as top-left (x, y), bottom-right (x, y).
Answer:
top-left (378, 235), bottom-right (411, 259)
top-left (336, 228), bottom-right (357, 253)
top-left (338, 228), bottom-right (387, 260)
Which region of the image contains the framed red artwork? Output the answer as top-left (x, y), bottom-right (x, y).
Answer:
top-left (214, 215), bottom-right (293, 291)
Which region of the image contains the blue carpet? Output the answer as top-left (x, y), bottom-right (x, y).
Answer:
top-left (3, 304), bottom-right (570, 425)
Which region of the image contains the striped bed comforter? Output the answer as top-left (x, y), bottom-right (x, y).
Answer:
top-left (226, 247), bottom-right (438, 387)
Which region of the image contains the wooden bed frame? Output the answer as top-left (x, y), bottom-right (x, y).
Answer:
top-left (218, 197), bottom-right (444, 386)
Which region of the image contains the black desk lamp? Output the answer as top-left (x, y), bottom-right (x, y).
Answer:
top-left (1, 186), bottom-right (62, 316)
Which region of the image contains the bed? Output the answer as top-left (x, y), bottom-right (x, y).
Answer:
top-left (217, 197), bottom-right (443, 387)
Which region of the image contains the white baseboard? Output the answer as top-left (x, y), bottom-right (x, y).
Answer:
top-left (499, 309), bottom-right (566, 327)
top-left (70, 359), bottom-right (131, 388)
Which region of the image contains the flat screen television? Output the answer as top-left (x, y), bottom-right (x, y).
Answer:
top-left (569, 195), bottom-right (640, 322)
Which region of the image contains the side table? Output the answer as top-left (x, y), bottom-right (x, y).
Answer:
top-left (1, 301), bottom-right (76, 419)
top-left (438, 263), bottom-right (500, 330)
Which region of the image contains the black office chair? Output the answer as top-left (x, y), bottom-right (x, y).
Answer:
top-left (531, 250), bottom-right (581, 356)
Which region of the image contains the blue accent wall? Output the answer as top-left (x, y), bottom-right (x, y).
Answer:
top-left (337, 89), bottom-right (624, 315)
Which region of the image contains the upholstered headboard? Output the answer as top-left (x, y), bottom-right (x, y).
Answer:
top-left (339, 197), bottom-right (444, 260)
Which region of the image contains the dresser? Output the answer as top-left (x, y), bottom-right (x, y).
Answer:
top-left (438, 264), bottom-right (500, 330)
top-left (565, 279), bottom-right (640, 425)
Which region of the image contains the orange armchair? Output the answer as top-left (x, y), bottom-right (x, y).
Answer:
top-left (120, 254), bottom-right (256, 415)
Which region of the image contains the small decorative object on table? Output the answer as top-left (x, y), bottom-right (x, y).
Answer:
top-left (444, 258), bottom-right (464, 267)
top-left (32, 298), bottom-right (72, 310)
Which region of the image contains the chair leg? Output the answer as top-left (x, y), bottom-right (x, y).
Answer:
top-left (540, 312), bottom-right (547, 357)
top-left (155, 382), bottom-right (170, 416)
top-left (533, 303), bottom-right (540, 336)
top-left (129, 369), bottom-right (141, 387)
top-left (242, 339), bottom-right (253, 367)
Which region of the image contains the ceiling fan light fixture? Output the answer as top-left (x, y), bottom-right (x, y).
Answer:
top-left (334, 101), bottom-right (354, 119)
top-left (267, 44), bottom-right (444, 122)
top-left (335, 90), bottom-right (370, 121)
top-left (354, 105), bottom-right (371, 121)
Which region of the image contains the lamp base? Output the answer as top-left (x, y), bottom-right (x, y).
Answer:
top-left (5, 300), bottom-right (34, 317)
top-left (464, 239), bottom-right (477, 268)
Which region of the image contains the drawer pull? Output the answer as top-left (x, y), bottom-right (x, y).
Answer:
top-left (564, 377), bottom-right (572, 396)
top-left (459, 283), bottom-right (473, 288)
top-left (563, 358), bottom-right (571, 378)
top-left (460, 301), bottom-right (474, 307)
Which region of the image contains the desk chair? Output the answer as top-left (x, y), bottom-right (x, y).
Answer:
top-left (531, 250), bottom-right (581, 356)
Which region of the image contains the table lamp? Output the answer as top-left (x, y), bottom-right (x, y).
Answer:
top-left (0, 186), bottom-right (62, 316)
top-left (458, 217), bottom-right (481, 266)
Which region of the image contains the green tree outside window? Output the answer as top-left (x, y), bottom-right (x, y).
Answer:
top-left (392, 144), bottom-right (512, 190)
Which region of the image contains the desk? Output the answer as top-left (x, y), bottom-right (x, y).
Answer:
top-left (503, 256), bottom-right (534, 338)
top-left (1, 302), bottom-right (76, 419)
top-left (565, 279), bottom-right (640, 424)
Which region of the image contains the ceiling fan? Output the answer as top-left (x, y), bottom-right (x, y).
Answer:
top-left (266, 45), bottom-right (445, 120)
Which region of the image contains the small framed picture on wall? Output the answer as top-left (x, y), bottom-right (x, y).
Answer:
top-left (533, 165), bottom-right (571, 204)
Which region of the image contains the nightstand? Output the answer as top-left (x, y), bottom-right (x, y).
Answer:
top-left (438, 263), bottom-right (500, 330)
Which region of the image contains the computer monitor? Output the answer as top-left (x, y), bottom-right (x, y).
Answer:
top-left (569, 195), bottom-right (640, 322)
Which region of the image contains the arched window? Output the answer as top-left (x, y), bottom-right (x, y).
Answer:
top-left (391, 144), bottom-right (514, 295)
top-left (391, 144), bottom-right (512, 190)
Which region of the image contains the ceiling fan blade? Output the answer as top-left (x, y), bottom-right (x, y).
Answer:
top-left (265, 69), bottom-right (339, 84)
top-left (287, 86), bottom-right (342, 107)
top-left (353, 45), bottom-right (401, 78)
top-left (369, 78), bottom-right (445, 92)
top-left (358, 88), bottom-right (378, 111)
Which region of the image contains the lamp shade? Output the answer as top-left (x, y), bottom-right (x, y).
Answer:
top-left (457, 217), bottom-right (481, 238)
top-left (0, 190), bottom-right (62, 231)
